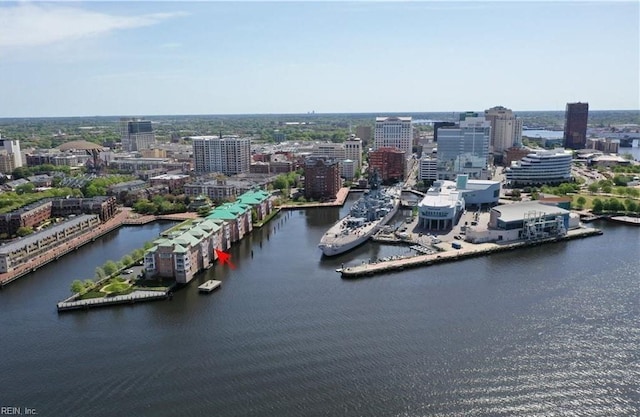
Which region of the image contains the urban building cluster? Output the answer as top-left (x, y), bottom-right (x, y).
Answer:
top-left (0, 214), bottom-right (101, 273)
top-left (416, 175), bottom-right (501, 230)
top-left (143, 190), bottom-right (273, 283)
top-left (0, 196), bottom-right (117, 237)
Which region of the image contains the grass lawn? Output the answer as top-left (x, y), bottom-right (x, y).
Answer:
top-left (101, 280), bottom-right (132, 294)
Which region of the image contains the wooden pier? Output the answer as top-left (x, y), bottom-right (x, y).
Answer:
top-left (57, 290), bottom-right (169, 312)
top-left (340, 228), bottom-right (603, 279)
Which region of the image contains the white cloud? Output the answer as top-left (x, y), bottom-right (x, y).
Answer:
top-left (0, 4), bottom-right (187, 49)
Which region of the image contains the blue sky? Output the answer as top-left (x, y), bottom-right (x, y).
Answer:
top-left (0, 1), bottom-right (638, 117)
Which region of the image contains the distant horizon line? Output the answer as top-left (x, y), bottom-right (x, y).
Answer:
top-left (1, 109), bottom-right (639, 120)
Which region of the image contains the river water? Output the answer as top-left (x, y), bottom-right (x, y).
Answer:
top-left (1, 200), bottom-right (638, 417)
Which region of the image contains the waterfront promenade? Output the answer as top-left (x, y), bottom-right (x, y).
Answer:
top-left (340, 227), bottom-right (603, 278)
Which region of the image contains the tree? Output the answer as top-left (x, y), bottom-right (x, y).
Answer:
top-left (601, 184), bottom-right (612, 194)
top-left (587, 183), bottom-right (599, 194)
top-left (103, 260), bottom-right (118, 276)
top-left (121, 255), bottom-right (133, 267)
top-left (576, 196), bottom-right (586, 209)
top-left (16, 226), bottom-right (33, 237)
top-left (15, 183), bottom-right (35, 194)
top-left (624, 199), bottom-right (637, 213)
top-left (607, 198), bottom-right (622, 213)
top-left (70, 280), bottom-right (85, 294)
top-left (592, 198), bottom-right (603, 214)
top-left (95, 267), bottom-right (106, 280)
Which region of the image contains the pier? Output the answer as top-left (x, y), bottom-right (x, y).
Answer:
top-left (340, 227), bottom-right (603, 278)
top-left (57, 290), bottom-right (169, 312)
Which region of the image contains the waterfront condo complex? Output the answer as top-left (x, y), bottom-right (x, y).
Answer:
top-left (191, 135), bottom-right (251, 175)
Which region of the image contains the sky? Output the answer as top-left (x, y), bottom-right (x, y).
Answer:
top-left (0, 1), bottom-right (638, 117)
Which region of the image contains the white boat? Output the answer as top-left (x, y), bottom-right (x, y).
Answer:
top-left (319, 171), bottom-right (401, 257)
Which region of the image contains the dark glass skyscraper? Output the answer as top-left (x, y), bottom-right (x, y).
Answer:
top-left (563, 102), bottom-right (589, 150)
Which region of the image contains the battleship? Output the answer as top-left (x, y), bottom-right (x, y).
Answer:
top-left (319, 171), bottom-right (401, 257)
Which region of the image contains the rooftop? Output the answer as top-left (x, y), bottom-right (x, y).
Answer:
top-left (492, 202), bottom-right (569, 223)
top-left (0, 214), bottom-right (98, 254)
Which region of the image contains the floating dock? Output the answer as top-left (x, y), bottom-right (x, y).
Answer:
top-left (198, 280), bottom-right (222, 293)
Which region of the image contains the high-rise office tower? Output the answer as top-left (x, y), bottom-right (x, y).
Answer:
top-left (436, 117), bottom-right (491, 180)
top-left (120, 118), bottom-right (156, 152)
top-left (484, 106), bottom-right (523, 154)
top-left (192, 135), bottom-right (251, 175)
top-left (374, 116), bottom-right (413, 157)
top-left (563, 102), bottom-right (589, 150)
top-left (433, 122), bottom-right (456, 142)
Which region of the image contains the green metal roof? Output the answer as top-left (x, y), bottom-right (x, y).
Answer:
top-left (173, 243), bottom-right (188, 253)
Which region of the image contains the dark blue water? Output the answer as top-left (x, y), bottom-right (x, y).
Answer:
top-left (1, 203), bottom-right (638, 417)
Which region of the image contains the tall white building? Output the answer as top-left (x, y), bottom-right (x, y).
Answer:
top-left (191, 136), bottom-right (251, 175)
top-left (120, 118), bottom-right (156, 152)
top-left (344, 135), bottom-right (362, 171)
top-left (0, 136), bottom-right (22, 168)
top-left (437, 117), bottom-right (491, 180)
top-left (374, 116), bottom-right (413, 157)
top-left (505, 149), bottom-right (573, 186)
top-left (484, 106), bottom-right (523, 154)
top-left (419, 156), bottom-right (438, 182)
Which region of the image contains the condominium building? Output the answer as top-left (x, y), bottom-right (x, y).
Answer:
top-left (505, 149), bottom-right (573, 186)
top-left (563, 102), bottom-right (589, 150)
top-left (144, 219), bottom-right (225, 284)
top-left (120, 118), bottom-right (156, 152)
top-left (184, 180), bottom-right (238, 202)
top-left (436, 117), bottom-right (491, 180)
top-left (369, 147), bottom-right (405, 183)
top-left (304, 157), bottom-right (341, 201)
top-left (374, 116), bottom-right (413, 157)
top-left (191, 136), bottom-right (251, 175)
top-left (344, 135), bottom-right (363, 171)
top-left (0, 215), bottom-right (100, 273)
top-left (484, 106), bottom-right (523, 154)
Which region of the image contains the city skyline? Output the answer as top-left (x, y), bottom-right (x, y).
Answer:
top-left (1, 1), bottom-right (638, 118)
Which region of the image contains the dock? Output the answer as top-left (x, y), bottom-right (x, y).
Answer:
top-left (340, 227), bottom-right (603, 279)
top-left (198, 280), bottom-right (222, 293)
top-left (57, 290), bottom-right (169, 312)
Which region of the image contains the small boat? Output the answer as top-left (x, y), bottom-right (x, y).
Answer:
top-left (198, 280), bottom-right (222, 293)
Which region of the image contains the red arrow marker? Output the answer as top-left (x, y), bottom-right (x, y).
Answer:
top-left (215, 248), bottom-right (236, 269)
